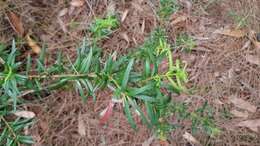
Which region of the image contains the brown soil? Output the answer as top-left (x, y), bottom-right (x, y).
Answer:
top-left (1, 0), bottom-right (260, 145)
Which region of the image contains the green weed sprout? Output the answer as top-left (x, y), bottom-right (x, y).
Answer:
top-left (228, 11), bottom-right (248, 29)
top-left (90, 15), bottom-right (119, 42)
top-left (176, 33), bottom-right (196, 52)
top-left (158, 0), bottom-right (180, 20)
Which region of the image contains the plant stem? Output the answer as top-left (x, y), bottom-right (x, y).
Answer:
top-left (28, 73), bottom-right (97, 79)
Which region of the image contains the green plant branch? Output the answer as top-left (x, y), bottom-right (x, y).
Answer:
top-left (0, 14), bottom-right (219, 145)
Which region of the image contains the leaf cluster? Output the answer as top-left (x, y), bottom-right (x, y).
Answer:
top-left (0, 41), bottom-right (33, 145)
top-left (175, 33), bottom-right (196, 52)
top-left (158, 0), bottom-right (180, 20)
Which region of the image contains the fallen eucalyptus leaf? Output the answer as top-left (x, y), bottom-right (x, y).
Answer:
top-left (230, 110), bottom-right (249, 118)
top-left (6, 11), bottom-right (25, 36)
top-left (229, 96), bottom-right (257, 113)
top-left (26, 34), bottom-right (41, 54)
top-left (70, 0), bottom-right (84, 7)
top-left (171, 15), bottom-right (188, 25)
top-left (214, 28), bottom-right (246, 38)
top-left (14, 110), bottom-right (35, 118)
top-left (121, 9), bottom-right (129, 22)
top-left (58, 8), bottom-right (68, 17)
top-left (246, 55), bottom-right (260, 66)
top-left (183, 132), bottom-right (202, 146)
top-left (237, 119), bottom-right (260, 132)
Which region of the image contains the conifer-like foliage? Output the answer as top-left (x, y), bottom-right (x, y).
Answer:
top-left (0, 12), bottom-right (219, 146)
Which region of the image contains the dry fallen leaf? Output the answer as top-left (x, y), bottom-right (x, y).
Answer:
top-left (131, 2), bottom-right (143, 12)
top-left (248, 30), bottom-right (260, 50)
top-left (58, 8), bottom-right (68, 33)
top-left (184, 0), bottom-right (192, 14)
top-left (58, 8), bottom-right (68, 17)
top-left (120, 32), bottom-right (130, 48)
top-left (253, 41), bottom-right (260, 50)
top-left (171, 15), bottom-right (188, 25)
top-left (6, 11), bottom-right (25, 36)
top-left (237, 119), bottom-right (260, 132)
top-left (39, 120), bottom-right (49, 132)
top-left (230, 110), bottom-right (249, 118)
top-left (229, 96), bottom-right (257, 113)
top-left (70, 0), bottom-right (84, 7)
top-left (106, 1), bottom-right (116, 15)
top-left (58, 18), bottom-right (68, 33)
top-left (142, 135), bottom-right (155, 146)
top-left (241, 40), bottom-right (251, 50)
top-left (121, 9), bottom-right (129, 22)
top-left (26, 34), bottom-right (41, 54)
top-left (213, 99), bottom-right (224, 105)
top-left (214, 28), bottom-right (246, 38)
top-left (78, 114), bottom-right (86, 136)
top-left (159, 140), bottom-right (169, 146)
top-left (245, 55), bottom-right (260, 66)
top-left (14, 110), bottom-right (35, 118)
top-left (183, 132), bottom-right (202, 146)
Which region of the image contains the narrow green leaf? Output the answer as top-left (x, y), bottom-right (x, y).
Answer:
top-left (123, 99), bottom-right (137, 129)
top-left (26, 54), bottom-right (31, 75)
top-left (80, 48), bottom-right (92, 73)
top-left (135, 95), bottom-right (156, 102)
top-left (168, 77), bottom-right (181, 92)
top-left (80, 79), bottom-right (95, 101)
top-left (18, 135), bottom-right (34, 144)
top-left (39, 46), bottom-right (46, 63)
top-left (103, 55), bottom-right (113, 73)
top-left (128, 84), bottom-right (153, 96)
top-left (75, 81), bottom-right (87, 102)
top-left (56, 50), bottom-right (62, 64)
top-left (128, 98), bottom-right (152, 128)
top-left (79, 58), bottom-right (88, 73)
top-left (112, 56), bottom-right (128, 70)
top-left (0, 128), bottom-right (7, 142)
top-left (145, 101), bottom-right (157, 125)
top-left (121, 58), bottom-right (134, 89)
top-left (81, 37), bottom-right (87, 53)
top-left (36, 60), bottom-right (45, 73)
top-left (144, 59), bottom-right (150, 77)
top-left (6, 138), bottom-right (14, 146)
top-left (86, 79), bottom-right (96, 101)
top-left (7, 40), bottom-right (16, 66)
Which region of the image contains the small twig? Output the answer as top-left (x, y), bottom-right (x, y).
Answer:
top-left (85, 0), bottom-right (96, 17)
top-left (17, 89), bottom-right (36, 98)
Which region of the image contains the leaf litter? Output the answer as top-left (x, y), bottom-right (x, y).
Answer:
top-left (236, 119), bottom-right (260, 132)
top-left (229, 95), bottom-right (257, 113)
top-left (1, 0), bottom-right (260, 145)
